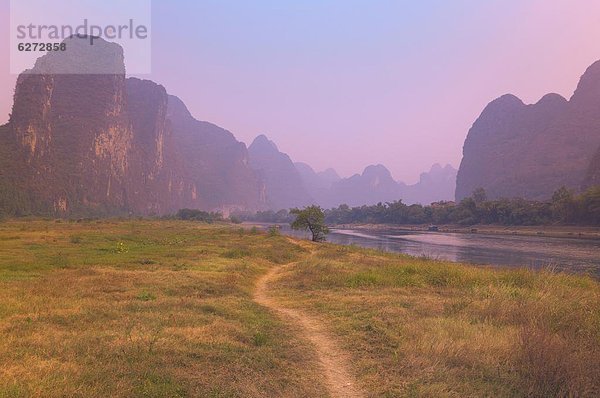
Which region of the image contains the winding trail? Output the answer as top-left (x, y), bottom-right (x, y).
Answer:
top-left (254, 261), bottom-right (365, 398)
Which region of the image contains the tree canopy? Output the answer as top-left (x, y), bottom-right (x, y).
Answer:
top-left (290, 205), bottom-right (330, 242)
top-left (239, 186), bottom-right (600, 227)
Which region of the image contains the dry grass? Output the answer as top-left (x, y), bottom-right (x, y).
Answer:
top-left (270, 243), bottom-right (600, 397)
top-left (0, 220), bottom-right (598, 397)
top-left (0, 220), bottom-right (325, 397)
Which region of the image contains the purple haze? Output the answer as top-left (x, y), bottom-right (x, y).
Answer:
top-left (1, 1), bottom-right (600, 183)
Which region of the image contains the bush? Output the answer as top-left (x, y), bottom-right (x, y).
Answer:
top-left (174, 209), bottom-right (223, 223)
top-left (137, 291), bottom-right (157, 301)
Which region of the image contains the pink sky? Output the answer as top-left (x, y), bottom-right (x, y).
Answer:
top-left (2, 1), bottom-right (600, 183)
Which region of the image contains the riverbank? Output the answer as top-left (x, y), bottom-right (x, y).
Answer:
top-left (271, 235), bottom-right (600, 397)
top-left (338, 223), bottom-right (600, 240)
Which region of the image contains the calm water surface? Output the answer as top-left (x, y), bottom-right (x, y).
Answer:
top-left (256, 224), bottom-right (600, 276)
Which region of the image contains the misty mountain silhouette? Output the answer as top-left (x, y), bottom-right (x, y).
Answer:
top-left (0, 36), bottom-right (465, 216)
top-left (457, 61), bottom-right (600, 200)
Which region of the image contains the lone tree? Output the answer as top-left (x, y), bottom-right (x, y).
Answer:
top-left (290, 205), bottom-right (330, 242)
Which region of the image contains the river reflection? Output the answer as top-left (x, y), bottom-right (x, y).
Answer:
top-left (256, 224), bottom-right (600, 276)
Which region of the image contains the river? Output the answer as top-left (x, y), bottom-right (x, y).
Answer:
top-left (253, 224), bottom-right (600, 276)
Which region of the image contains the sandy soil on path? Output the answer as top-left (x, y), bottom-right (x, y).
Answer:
top-left (254, 261), bottom-right (365, 398)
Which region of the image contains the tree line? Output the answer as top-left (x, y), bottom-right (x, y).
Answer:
top-left (238, 186), bottom-right (600, 226)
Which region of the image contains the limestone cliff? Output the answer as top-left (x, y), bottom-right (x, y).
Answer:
top-left (167, 95), bottom-right (261, 211)
top-left (8, 38), bottom-right (133, 215)
top-left (456, 61), bottom-right (600, 200)
top-left (0, 36), bottom-right (262, 216)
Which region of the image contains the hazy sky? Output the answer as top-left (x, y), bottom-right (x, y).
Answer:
top-left (2, 0), bottom-right (600, 183)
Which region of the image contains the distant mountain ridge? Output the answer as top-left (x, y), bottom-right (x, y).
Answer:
top-left (248, 135), bottom-right (313, 209)
top-left (456, 60), bottom-right (600, 201)
top-left (246, 133), bottom-right (456, 210)
top-left (248, 134), bottom-right (457, 208)
top-left (0, 36), bottom-right (458, 216)
top-left (294, 162), bottom-right (341, 207)
top-left (321, 163), bottom-right (457, 208)
top-left (403, 163), bottom-right (458, 205)
top-left (328, 164), bottom-right (401, 207)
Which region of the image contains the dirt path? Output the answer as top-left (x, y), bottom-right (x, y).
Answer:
top-left (254, 262), bottom-right (365, 398)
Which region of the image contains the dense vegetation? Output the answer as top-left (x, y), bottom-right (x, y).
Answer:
top-left (239, 186), bottom-right (600, 226)
top-left (173, 208), bottom-right (224, 223)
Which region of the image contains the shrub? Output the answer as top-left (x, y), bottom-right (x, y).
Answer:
top-left (137, 291), bottom-right (157, 301)
top-left (267, 226), bottom-right (281, 237)
top-left (252, 331), bottom-right (269, 347)
top-left (174, 209), bottom-right (223, 223)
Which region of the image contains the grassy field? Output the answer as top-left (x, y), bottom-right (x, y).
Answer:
top-left (0, 220), bottom-right (326, 397)
top-left (0, 220), bottom-right (598, 397)
top-left (270, 245), bottom-right (600, 397)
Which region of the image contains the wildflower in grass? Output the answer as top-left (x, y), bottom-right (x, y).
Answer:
top-left (116, 241), bottom-right (129, 253)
